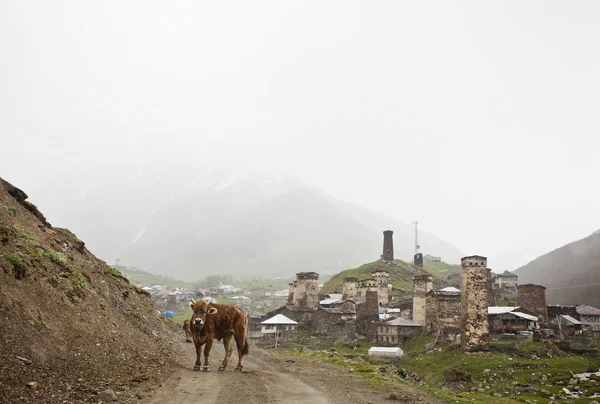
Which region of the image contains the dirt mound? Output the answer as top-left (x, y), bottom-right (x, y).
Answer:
top-left (0, 178), bottom-right (178, 403)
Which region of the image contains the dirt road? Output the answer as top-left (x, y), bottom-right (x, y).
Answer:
top-left (141, 340), bottom-right (443, 404)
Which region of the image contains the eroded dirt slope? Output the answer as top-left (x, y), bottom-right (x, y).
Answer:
top-left (0, 177), bottom-right (177, 403)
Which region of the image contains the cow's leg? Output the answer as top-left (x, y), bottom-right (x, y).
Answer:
top-left (203, 338), bottom-right (213, 371)
top-left (219, 334), bottom-right (234, 371)
top-left (234, 332), bottom-right (246, 372)
top-left (193, 338), bottom-right (202, 371)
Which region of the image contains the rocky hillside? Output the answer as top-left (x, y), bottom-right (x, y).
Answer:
top-left (25, 162), bottom-right (463, 279)
top-left (320, 258), bottom-right (462, 309)
top-left (0, 178), bottom-right (177, 403)
top-left (514, 230), bottom-right (600, 307)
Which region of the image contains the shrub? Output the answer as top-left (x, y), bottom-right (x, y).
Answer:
top-left (4, 253), bottom-right (24, 268)
top-left (395, 367), bottom-right (408, 379)
top-left (41, 249), bottom-right (67, 265)
top-left (14, 225), bottom-right (35, 242)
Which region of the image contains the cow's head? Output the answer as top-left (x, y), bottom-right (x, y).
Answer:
top-left (189, 299), bottom-right (217, 329)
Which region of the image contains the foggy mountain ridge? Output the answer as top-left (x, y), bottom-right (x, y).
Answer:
top-left (28, 163), bottom-right (462, 280)
top-left (514, 230), bottom-right (600, 307)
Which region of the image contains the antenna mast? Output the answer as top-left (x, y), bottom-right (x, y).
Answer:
top-left (413, 221), bottom-right (420, 255)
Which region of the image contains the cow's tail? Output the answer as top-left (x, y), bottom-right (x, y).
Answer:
top-left (242, 313), bottom-right (250, 355)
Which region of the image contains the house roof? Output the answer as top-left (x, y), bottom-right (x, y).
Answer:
top-left (511, 311), bottom-right (538, 322)
top-left (576, 305), bottom-right (600, 316)
top-left (439, 286), bottom-right (461, 294)
top-left (261, 314), bottom-right (299, 325)
top-left (498, 270), bottom-right (518, 277)
top-left (381, 317), bottom-right (421, 327)
top-left (488, 306), bottom-right (519, 315)
top-left (488, 307), bottom-right (538, 321)
top-left (561, 315), bottom-right (582, 325)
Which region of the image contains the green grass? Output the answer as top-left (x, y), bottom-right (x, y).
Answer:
top-left (401, 342), bottom-right (600, 403)
top-left (119, 268), bottom-right (195, 289)
top-left (320, 259), bottom-right (461, 295)
top-left (4, 253), bottom-right (24, 269)
top-left (172, 310), bottom-right (192, 325)
top-left (2, 205), bottom-right (17, 216)
top-left (14, 225), bottom-right (35, 243)
top-left (40, 249), bottom-right (67, 265)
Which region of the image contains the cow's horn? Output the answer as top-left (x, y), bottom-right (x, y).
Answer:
top-left (190, 298), bottom-right (196, 304)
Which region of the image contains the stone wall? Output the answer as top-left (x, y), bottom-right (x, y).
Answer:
top-left (486, 268), bottom-right (495, 306)
top-left (412, 274), bottom-right (433, 325)
top-left (492, 285), bottom-right (518, 306)
top-left (460, 255), bottom-right (489, 352)
top-left (382, 230), bottom-right (394, 261)
top-left (355, 291), bottom-right (380, 341)
top-left (291, 272), bottom-right (319, 308)
top-left (425, 290), bottom-right (461, 337)
top-left (517, 284), bottom-right (548, 323)
top-left (342, 277), bottom-right (358, 301)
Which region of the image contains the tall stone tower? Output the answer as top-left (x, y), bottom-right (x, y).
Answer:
top-left (342, 277), bottom-right (359, 301)
top-left (460, 255), bottom-right (489, 352)
top-left (291, 272), bottom-right (320, 308)
top-left (382, 230), bottom-right (394, 261)
top-left (412, 274), bottom-right (433, 325)
top-left (517, 284), bottom-right (547, 323)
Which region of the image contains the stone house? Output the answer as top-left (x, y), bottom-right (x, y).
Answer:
top-left (491, 270), bottom-right (518, 306)
top-left (576, 305), bottom-right (600, 336)
top-left (376, 317), bottom-right (422, 345)
top-left (265, 295), bottom-right (288, 308)
top-left (425, 287), bottom-right (461, 337)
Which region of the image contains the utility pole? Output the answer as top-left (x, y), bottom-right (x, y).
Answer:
top-left (413, 221), bottom-right (420, 255)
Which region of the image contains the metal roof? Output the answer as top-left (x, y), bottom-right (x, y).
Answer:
top-left (488, 307), bottom-right (519, 315)
top-left (261, 314), bottom-right (299, 325)
top-left (561, 315), bottom-right (582, 325)
top-left (439, 286), bottom-right (461, 293)
top-left (576, 305), bottom-right (600, 316)
top-left (381, 317), bottom-right (421, 327)
top-left (511, 311), bottom-right (538, 321)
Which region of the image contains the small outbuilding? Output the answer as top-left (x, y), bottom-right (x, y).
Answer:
top-left (260, 314), bottom-right (299, 342)
top-left (368, 347), bottom-right (404, 357)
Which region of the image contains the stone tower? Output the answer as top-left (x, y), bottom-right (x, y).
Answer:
top-left (517, 284), bottom-right (547, 323)
top-left (382, 230), bottom-right (394, 261)
top-left (412, 274), bottom-right (433, 325)
top-left (291, 272), bottom-right (320, 308)
top-left (460, 255), bottom-right (489, 352)
top-left (372, 270), bottom-right (390, 306)
top-left (414, 253), bottom-right (423, 268)
top-left (287, 281), bottom-right (297, 304)
top-left (342, 277), bottom-right (359, 301)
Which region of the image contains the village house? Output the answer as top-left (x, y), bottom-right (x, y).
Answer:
top-left (376, 317), bottom-right (422, 345)
top-left (488, 307), bottom-right (538, 334)
top-left (231, 295), bottom-right (251, 309)
top-left (265, 295), bottom-right (288, 307)
top-left (260, 314), bottom-right (299, 342)
top-left (576, 305), bottom-right (600, 336)
top-left (423, 254), bottom-right (441, 262)
top-left (424, 286), bottom-right (461, 337)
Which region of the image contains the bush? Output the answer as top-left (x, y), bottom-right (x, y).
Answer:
top-left (396, 367), bottom-right (408, 379)
top-left (4, 253), bottom-right (24, 268)
top-left (14, 225), bottom-right (35, 242)
top-left (40, 249), bottom-right (67, 265)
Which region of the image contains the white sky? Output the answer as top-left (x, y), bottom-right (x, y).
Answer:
top-left (1, 1), bottom-right (599, 269)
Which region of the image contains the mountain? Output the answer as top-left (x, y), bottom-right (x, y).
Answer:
top-left (24, 161), bottom-right (463, 280)
top-left (514, 231), bottom-right (600, 307)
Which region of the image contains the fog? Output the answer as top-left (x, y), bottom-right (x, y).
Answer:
top-left (2, 1), bottom-right (600, 271)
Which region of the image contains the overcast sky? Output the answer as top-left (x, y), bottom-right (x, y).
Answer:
top-left (1, 1), bottom-right (599, 270)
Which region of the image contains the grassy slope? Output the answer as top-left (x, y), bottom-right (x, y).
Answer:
top-left (320, 259), bottom-right (461, 295)
top-left (120, 268), bottom-right (196, 289)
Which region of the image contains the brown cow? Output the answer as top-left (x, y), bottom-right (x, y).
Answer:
top-left (188, 299), bottom-right (249, 372)
top-left (183, 319), bottom-right (192, 343)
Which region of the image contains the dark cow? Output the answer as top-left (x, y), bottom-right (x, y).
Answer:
top-left (188, 299), bottom-right (249, 372)
top-left (183, 319), bottom-right (192, 343)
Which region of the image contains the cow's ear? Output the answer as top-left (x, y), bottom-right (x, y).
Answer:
top-left (189, 301), bottom-right (195, 310)
top-left (208, 307), bottom-right (218, 315)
